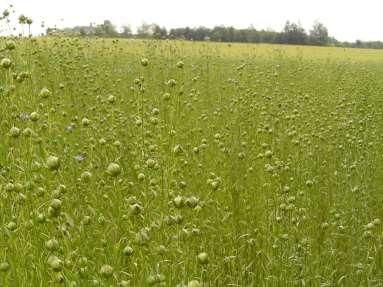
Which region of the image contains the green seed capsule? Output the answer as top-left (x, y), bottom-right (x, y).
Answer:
top-left (81, 171), bottom-right (92, 182)
top-left (6, 221), bottom-right (17, 231)
top-left (5, 40), bottom-right (15, 50)
top-left (140, 58), bottom-right (149, 66)
top-left (122, 245), bottom-right (134, 256)
top-left (48, 256), bottom-right (62, 272)
top-left (173, 196), bottom-right (184, 208)
top-left (107, 94), bottom-right (116, 103)
top-left (197, 252), bottom-right (209, 264)
top-left (45, 239), bottom-right (59, 251)
top-left (46, 156), bottom-right (60, 170)
top-left (50, 198), bottom-right (62, 210)
top-left (1, 58), bottom-right (11, 69)
top-left (39, 87), bottom-right (51, 98)
top-left (106, 162), bottom-right (121, 177)
top-left (81, 118), bottom-right (91, 126)
top-left (9, 126), bottom-right (20, 137)
top-left (188, 280), bottom-right (201, 287)
top-left (0, 262), bottom-right (10, 272)
top-left (99, 264), bottom-right (113, 278)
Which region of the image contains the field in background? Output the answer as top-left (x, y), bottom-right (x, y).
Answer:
top-left (1, 38), bottom-right (383, 286)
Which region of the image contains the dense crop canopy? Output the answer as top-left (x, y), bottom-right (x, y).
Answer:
top-left (0, 37), bottom-right (383, 286)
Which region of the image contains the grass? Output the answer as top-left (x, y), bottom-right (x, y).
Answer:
top-left (0, 37), bottom-right (383, 286)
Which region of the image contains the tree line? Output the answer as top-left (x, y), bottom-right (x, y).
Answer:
top-left (46, 20), bottom-right (383, 49)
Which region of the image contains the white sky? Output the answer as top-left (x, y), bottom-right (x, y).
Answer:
top-left (3, 0), bottom-right (383, 41)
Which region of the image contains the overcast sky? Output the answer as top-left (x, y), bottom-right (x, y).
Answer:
top-left (2, 0), bottom-right (383, 41)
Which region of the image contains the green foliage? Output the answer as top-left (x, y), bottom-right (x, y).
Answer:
top-left (136, 23), bottom-right (167, 39)
top-left (281, 21), bottom-right (308, 44)
top-left (0, 36), bottom-right (383, 286)
top-left (46, 19), bottom-right (383, 49)
top-left (1, 7), bottom-right (383, 285)
top-left (309, 21), bottom-right (329, 45)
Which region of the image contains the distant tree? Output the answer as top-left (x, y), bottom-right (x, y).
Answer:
top-left (211, 26), bottom-right (228, 42)
top-left (327, 36), bottom-right (339, 46)
top-left (168, 28), bottom-right (182, 39)
top-left (79, 27), bottom-right (86, 37)
top-left (44, 20), bottom-right (383, 50)
top-left (244, 27), bottom-right (259, 43)
top-left (137, 23), bottom-right (155, 38)
top-left (94, 20), bottom-right (118, 37)
top-left (183, 27), bottom-right (193, 40)
top-left (194, 26), bottom-right (211, 41)
top-left (281, 21), bottom-right (308, 44)
top-left (152, 24), bottom-right (167, 39)
top-left (213, 26), bottom-right (237, 42)
top-left (121, 25), bottom-right (132, 37)
top-left (169, 27), bottom-right (194, 40)
top-left (102, 20), bottom-right (118, 36)
top-left (233, 29), bottom-right (246, 42)
top-left (258, 29), bottom-right (280, 43)
top-left (309, 21), bottom-right (329, 45)
top-left (224, 26), bottom-right (235, 42)
top-left (355, 40), bottom-right (363, 48)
